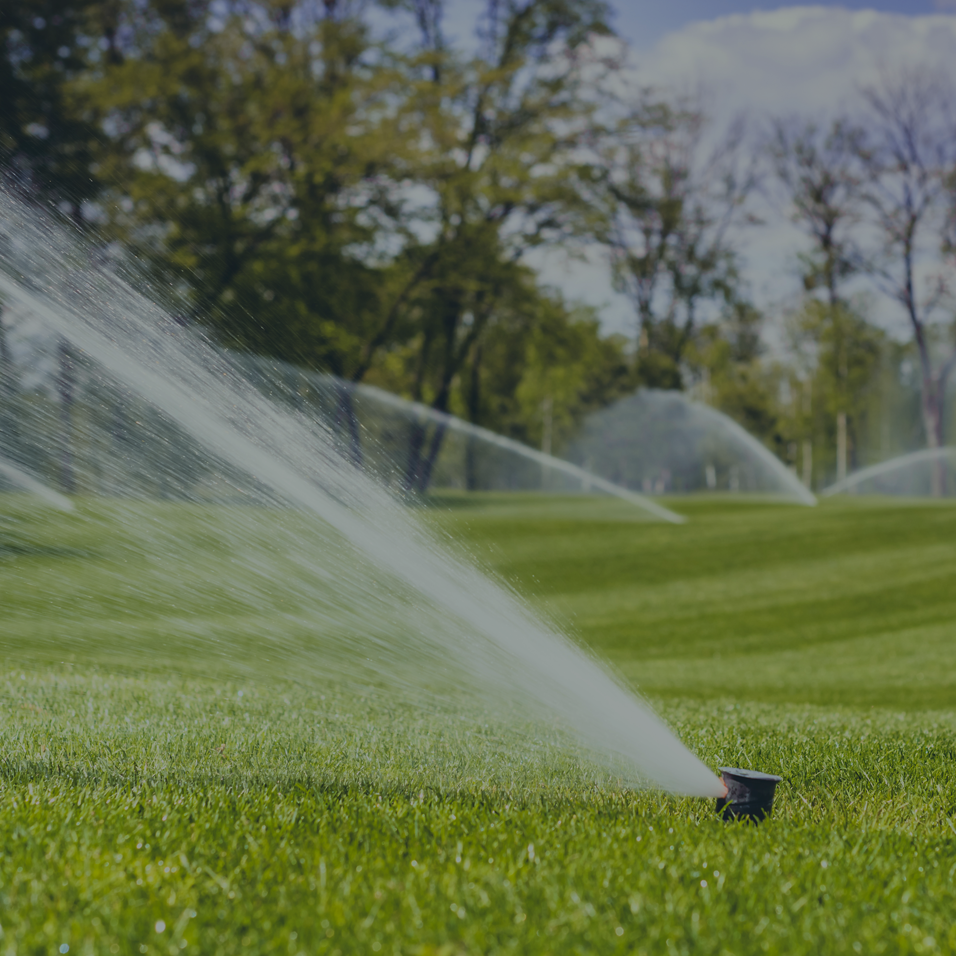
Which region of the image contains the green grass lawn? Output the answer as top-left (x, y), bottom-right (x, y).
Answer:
top-left (429, 494), bottom-right (956, 710)
top-left (2, 491), bottom-right (956, 954)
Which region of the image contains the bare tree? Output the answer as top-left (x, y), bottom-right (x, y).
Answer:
top-left (605, 103), bottom-right (759, 389)
top-left (769, 117), bottom-right (864, 483)
top-left (770, 118), bottom-right (864, 312)
top-left (856, 67), bottom-right (956, 492)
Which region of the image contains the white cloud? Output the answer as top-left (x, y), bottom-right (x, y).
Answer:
top-left (633, 6), bottom-right (956, 118)
top-left (540, 7), bottom-right (956, 342)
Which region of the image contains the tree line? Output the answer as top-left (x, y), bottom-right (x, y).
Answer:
top-left (2, 0), bottom-right (955, 491)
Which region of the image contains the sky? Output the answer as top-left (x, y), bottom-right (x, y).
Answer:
top-left (611, 0), bottom-right (952, 50)
top-left (510, 3), bottom-right (956, 343)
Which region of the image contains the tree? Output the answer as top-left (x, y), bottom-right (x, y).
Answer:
top-left (90, 0), bottom-right (409, 376)
top-left (782, 297), bottom-right (884, 487)
top-left (0, 0), bottom-right (120, 207)
top-left (369, 271), bottom-right (630, 491)
top-left (685, 300), bottom-right (788, 464)
top-left (83, 0), bottom-right (425, 465)
top-left (770, 118), bottom-right (863, 306)
top-left (1, 0), bottom-right (125, 491)
top-left (769, 117), bottom-right (864, 483)
top-left (11, 0), bottom-right (639, 492)
top-left (473, 296), bottom-right (630, 489)
top-left (604, 103), bottom-right (758, 389)
top-left (459, 283), bottom-right (629, 444)
top-left (856, 67), bottom-right (956, 492)
top-left (373, 0), bottom-right (616, 489)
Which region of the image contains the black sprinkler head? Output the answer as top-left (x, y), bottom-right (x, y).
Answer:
top-left (716, 767), bottom-right (782, 822)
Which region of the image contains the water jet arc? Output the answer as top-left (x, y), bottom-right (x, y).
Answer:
top-left (570, 390), bottom-right (817, 505)
top-left (234, 356), bottom-right (685, 522)
top-left (352, 380), bottom-right (686, 523)
top-left (821, 447), bottom-right (956, 497)
top-left (0, 194), bottom-right (725, 798)
top-left (0, 453), bottom-right (74, 511)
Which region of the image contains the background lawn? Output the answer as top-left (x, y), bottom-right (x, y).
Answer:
top-left (1, 492), bottom-right (955, 955)
top-left (429, 494), bottom-right (956, 710)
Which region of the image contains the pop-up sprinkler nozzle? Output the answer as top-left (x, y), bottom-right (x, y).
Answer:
top-left (716, 767), bottom-right (782, 822)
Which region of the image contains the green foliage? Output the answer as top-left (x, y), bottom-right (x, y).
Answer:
top-left (505, 303), bottom-right (631, 452)
top-left (780, 298), bottom-right (889, 482)
top-left (0, 0), bottom-right (118, 205)
top-left (372, 278), bottom-right (632, 454)
top-left (682, 293), bottom-right (905, 485)
top-left (31, 0), bottom-right (629, 463)
top-left (368, 0), bottom-right (615, 417)
top-left (86, 0), bottom-right (409, 375)
top-left (679, 302), bottom-right (787, 457)
top-left (4, 0), bottom-right (955, 474)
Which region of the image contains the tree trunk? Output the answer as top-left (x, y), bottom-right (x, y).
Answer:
top-left (465, 345), bottom-right (482, 492)
top-left (541, 395), bottom-right (553, 490)
top-left (402, 417), bottom-right (449, 496)
top-left (802, 439), bottom-right (812, 490)
top-left (412, 364), bottom-right (457, 495)
top-left (913, 328), bottom-right (946, 495)
top-left (414, 420), bottom-right (447, 494)
top-left (933, 351), bottom-right (956, 496)
top-left (403, 288), bottom-right (487, 496)
top-left (403, 419), bottom-right (429, 493)
top-left (332, 380), bottom-right (363, 468)
top-left (836, 411), bottom-right (847, 486)
top-left (406, 299), bottom-right (463, 495)
top-left (832, 293), bottom-right (849, 489)
top-left (922, 386), bottom-right (945, 497)
top-left (57, 340), bottom-right (76, 494)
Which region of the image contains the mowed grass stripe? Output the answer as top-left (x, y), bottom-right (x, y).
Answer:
top-left (623, 621), bottom-right (956, 708)
top-left (432, 495), bottom-right (956, 710)
top-left (553, 542), bottom-right (956, 655)
top-left (447, 496), bottom-right (956, 593)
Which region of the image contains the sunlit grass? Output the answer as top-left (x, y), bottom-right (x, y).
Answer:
top-left (2, 492), bottom-right (956, 954)
top-left (431, 493), bottom-right (956, 709)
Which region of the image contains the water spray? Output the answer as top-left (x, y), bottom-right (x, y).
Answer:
top-left (0, 453), bottom-right (74, 511)
top-left (0, 184), bottom-right (726, 798)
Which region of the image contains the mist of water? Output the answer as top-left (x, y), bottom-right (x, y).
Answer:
top-left (256, 363), bottom-right (685, 524)
top-left (569, 389), bottom-right (817, 505)
top-left (0, 188), bottom-right (725, 798)
top-left (821, 447), bottom-right (956, 497)
top-left (0, 453), bottom-right (74, 511)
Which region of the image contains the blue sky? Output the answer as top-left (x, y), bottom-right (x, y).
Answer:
top-left (612, 1), bottom-right (951, 49)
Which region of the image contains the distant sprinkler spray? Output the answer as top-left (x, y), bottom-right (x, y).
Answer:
top-left (716, 767), bottom-right (782, 822)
